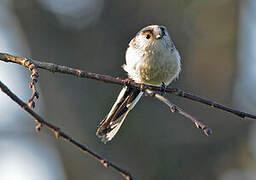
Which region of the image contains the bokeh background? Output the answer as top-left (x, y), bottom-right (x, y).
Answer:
top-left (1, 0), bottom-right (256, 179)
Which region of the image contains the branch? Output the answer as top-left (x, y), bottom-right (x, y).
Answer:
top-left (0, 80), bottom-right (132, 180)
top-left (145, 89), bottom-right (212, 136)
top-left (27, 64), bottom-right (39, 107)
top-left (1, 52), bottom-right (255, 120)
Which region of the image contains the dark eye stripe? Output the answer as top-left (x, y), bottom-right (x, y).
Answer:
top-left (142, 29), bottom-right (153, 34)
top-left (160, 27), bottom-right (166, 36)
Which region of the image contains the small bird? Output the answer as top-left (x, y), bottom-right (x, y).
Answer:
top-left (96, 25), bottom-right (181, 143)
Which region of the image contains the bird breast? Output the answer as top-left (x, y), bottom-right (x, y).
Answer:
top-left (125, 40), bottom-right (181, 86)
top-left (139, 47), bottom-right (180, 86)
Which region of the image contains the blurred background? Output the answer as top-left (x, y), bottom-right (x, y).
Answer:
top-left (0, 0), bottom-right (256, 179)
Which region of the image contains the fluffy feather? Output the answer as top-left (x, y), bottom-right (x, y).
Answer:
top-left (96, 25), bottom-right (181, 143)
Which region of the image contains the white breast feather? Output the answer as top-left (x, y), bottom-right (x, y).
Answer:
top-left (124, 38), bottom-right (181, 86)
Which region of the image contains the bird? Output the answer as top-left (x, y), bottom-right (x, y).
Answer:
top-left (96, 25), bottom-right (181, 143)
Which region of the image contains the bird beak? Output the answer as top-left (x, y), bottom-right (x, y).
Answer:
top-left (156, 27), bottom-right (165, 39)
top-left (156, 34), bottom-right (162, 39)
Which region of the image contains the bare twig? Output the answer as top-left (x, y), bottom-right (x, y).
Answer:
top-left (27, 60), bottom-right (42, 131)
top-left (0, 80), bottom-right (133, 180)
top-left (0, 52), bottom-right (255, 120)
top-left (145, 89), bottom-right (212, 136)
top-left (27, 62), bottom-right (39, 108)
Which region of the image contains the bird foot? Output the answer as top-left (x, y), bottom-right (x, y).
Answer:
top-left (124, 78), bottom-right (134, 87)
top-left (160, 82), bottom-right (167, 95)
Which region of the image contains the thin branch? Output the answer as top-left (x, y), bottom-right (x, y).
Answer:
top-left (1, 52), bottom-right (255, 120)
top-left (0, 80), bottom-right (133, 180)
top-left (27, 61), bottom-right (42, 130)
top-left (27, 63), bottom-right (39, 108)
top-left (145, 89), bottom-right (212, 136)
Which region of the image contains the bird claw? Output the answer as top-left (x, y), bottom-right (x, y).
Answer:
top-left (160, 82), bottom-right (166, 95)
top-left (124, 78), bottom-right (134, 87)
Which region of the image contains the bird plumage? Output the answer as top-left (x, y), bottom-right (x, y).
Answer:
top-left (96, 25), bottom-right (181, 143)
top-left (96, 86), bottom-right (143, 143)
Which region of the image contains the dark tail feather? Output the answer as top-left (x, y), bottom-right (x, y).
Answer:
top-left (96, 86), bottom-right (143, 143)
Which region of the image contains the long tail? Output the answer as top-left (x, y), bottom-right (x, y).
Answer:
top-left (96, 86), bottom-right (143, 143)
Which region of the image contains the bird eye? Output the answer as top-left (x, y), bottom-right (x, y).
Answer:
top-left (145, 32), bottom-right (152, 39)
